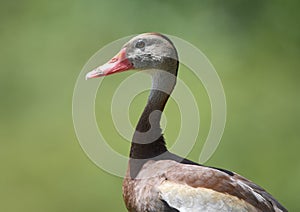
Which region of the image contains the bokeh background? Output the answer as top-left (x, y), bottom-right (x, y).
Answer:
top-left (1, 0), bottom-right (299, 211)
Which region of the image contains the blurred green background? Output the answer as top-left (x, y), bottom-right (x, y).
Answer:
top-left (1, 0), bottom-right (299, 211)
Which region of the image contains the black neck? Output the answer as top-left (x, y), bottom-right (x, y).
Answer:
top-left (129, 59), bottom-right (178, 178)
top-left (129, 90), bottom-right (170, 178)
top-left (130, 90), bottom-right (170, 159)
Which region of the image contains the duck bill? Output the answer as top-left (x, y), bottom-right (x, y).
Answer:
top-left (85, 48), bottom-right (133, 80)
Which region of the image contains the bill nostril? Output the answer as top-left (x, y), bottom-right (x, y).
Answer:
top-left (110, 58), bottom-right (118, 63)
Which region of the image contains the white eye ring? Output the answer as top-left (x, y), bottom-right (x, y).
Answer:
top-left (135, 40), bottom-right (145, 49)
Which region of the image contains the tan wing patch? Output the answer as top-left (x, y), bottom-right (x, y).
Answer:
top-left (158, 181), bottom-right (259, 212)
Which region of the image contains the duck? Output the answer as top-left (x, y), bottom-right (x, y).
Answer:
top-left (86, 33), bottom-right (287, 212)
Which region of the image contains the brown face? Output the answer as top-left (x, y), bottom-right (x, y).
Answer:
top-left (85, 33), bottom-right (178, 80)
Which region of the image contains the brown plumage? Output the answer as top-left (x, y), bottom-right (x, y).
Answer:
top-left (123, 160), bottom-right (285, 211)
top-left (86, 33), bottom-right (287, 212)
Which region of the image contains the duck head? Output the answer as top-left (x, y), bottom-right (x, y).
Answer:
top-left (85, 33), bottom-right (178, 80)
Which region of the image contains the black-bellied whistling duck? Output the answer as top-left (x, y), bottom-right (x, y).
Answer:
top-left (86, 33), bottom-right (287, 212)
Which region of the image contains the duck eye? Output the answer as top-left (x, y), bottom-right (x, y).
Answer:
top-left (135, 40), bottom-right (145, 49)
